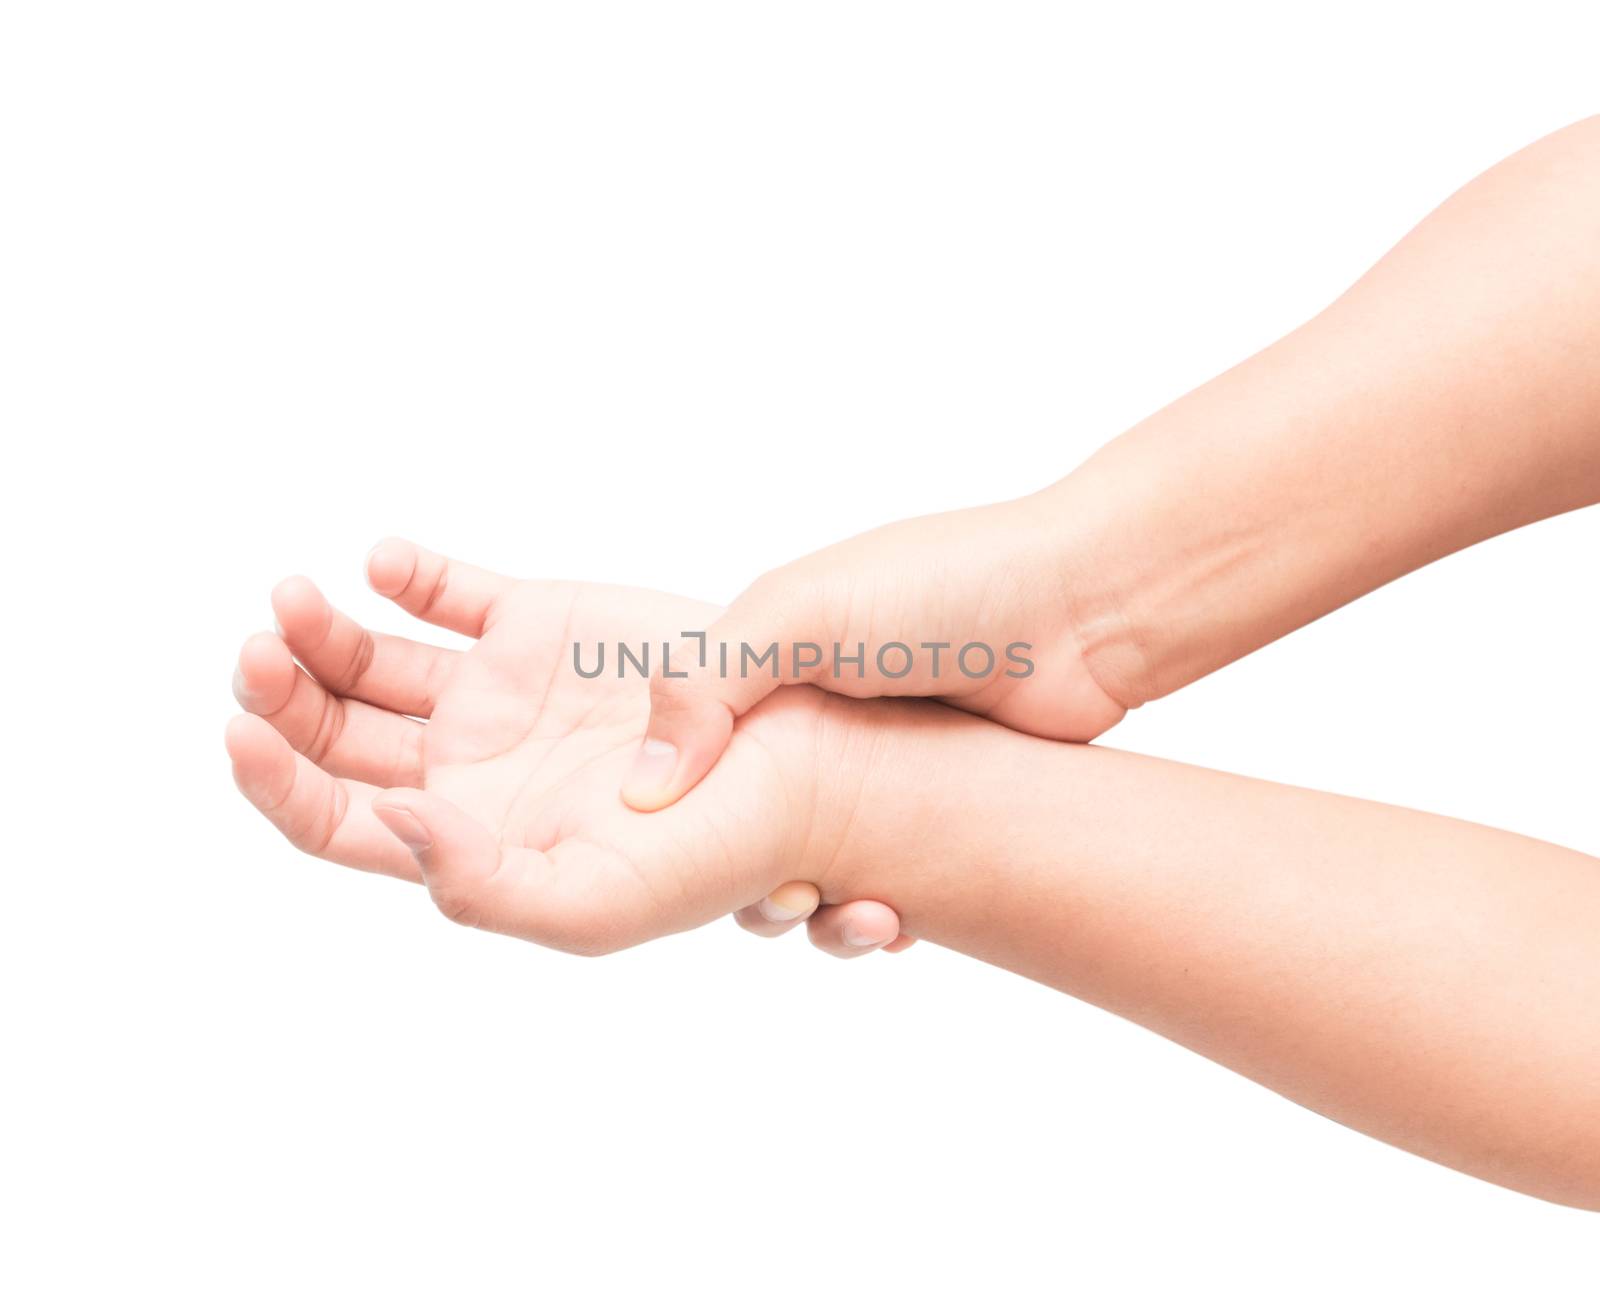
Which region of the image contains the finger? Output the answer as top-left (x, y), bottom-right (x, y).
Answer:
top-left (365, 538), bottom-right (516, 638)
top-left (234, 631), bottom-right (424, 788)
top-left (371, 788), bottom-right (628, 954)
top-left (807, 900), bottom-right (903, 958)
top-left (270, 574), bottom-right (459, 717)
top-left (621, 570), bottom-right (820, 812)
top-left (226, 714), bottom-right (419, 880)
top-left (732, 881), bottom-right (821, 939)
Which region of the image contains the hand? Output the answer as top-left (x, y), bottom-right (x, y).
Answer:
top-left (225, 541), bottom-right (904, 955)
top-left (620, 492), bottom-right (1126, 808)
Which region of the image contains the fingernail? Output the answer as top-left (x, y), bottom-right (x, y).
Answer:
top-left (843, 924), bottom-right (889, 949)
top-left (758, 886), bottom-right (814, 923)
top-left (375, 803), bottom-right (431, 850)
top-left (622, 738), bottom-right (677, 801)
top-left (231, 667), bottom-right (252, 705)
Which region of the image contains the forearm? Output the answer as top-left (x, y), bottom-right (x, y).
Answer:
top-left (820, 701), bottom-right (1600, 1208)
top-left (1049, 115), bottom-right (1600, 708)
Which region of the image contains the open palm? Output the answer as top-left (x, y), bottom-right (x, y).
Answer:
top-left (227, 541), bottom-right (838, 953)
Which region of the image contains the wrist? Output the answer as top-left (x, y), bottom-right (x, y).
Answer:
top-left (795, 694), bottom-right (1008, 921)
top-left (1030, 430), bottom-right (1282, 711)
top-left (1023, 476), bottom-right (1164, 712)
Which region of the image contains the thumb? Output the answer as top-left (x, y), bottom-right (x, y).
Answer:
top-left (621, 573), bottom-right (815, 812)
top-left (371, 788), bottom-right (561, 940)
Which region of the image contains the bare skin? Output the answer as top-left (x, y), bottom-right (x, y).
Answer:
top-left (229, 548), bottom-right (834, 954)
top-left (228, 542), bottom-right (1600, 1208)
top-left (625, 116), bottom-right (1600, 954)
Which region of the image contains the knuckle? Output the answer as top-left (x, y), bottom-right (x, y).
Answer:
top-left (419, 558), bottom-right (452, 617)
top-left (735, 563), bottom-right (836, 657)
top-left (738, 565), bottom-right (804, 628)
top-left (284, 806), bottom-right (337, 857)
top-left (305, 694), bottom-right (345, 764)
top-left (647, 664), bottom-right (706, 719)
top-left (272, 775), bottom-right (344, 857)
top-left (281, 820), bottom-right (318, 854)
top-left (395, 728), bottom-right (425, 788)
top-left (338, 628), bottom-right (377, 692)
top-left (421, 646), bottom-right (452, 706)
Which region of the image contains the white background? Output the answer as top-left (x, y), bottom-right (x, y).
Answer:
top-left (3, 1), bottom-right (1598, 1304)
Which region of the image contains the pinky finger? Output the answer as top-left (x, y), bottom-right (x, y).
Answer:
top-left (366, 538), bottom-right (515, 639)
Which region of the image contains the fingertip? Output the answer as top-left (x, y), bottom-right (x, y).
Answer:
top-left (224, 711), bottom-right (259, 758)
top-left (365, 538), bottom-right (416, 598)
top-left (238, 629), bottom-right (287, 665)
top-left (270, 574), bottom-right (329, 638)
top-left (234, 631), bottom-right (293, 711)
top-left (809, 900), bottom-right (901, 956)
top-left (619, 737), bottom-right (686, 812)
top-left (372, 785), bottom-right (427, 812)
top-left (270, 573), bottom-right (320, 610)
top-left (225, 711), bottom-right (278, 758)
top-left (758, 881), bottom-right (820, 923)
top-left (839, 902), bottom-right (899, 949)
top-left (370, 790), bottom-right (433, 853)
top-left (226, 713), bottom-right (293, 807)
top-left (619, 694), bottom-right (736, 812)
